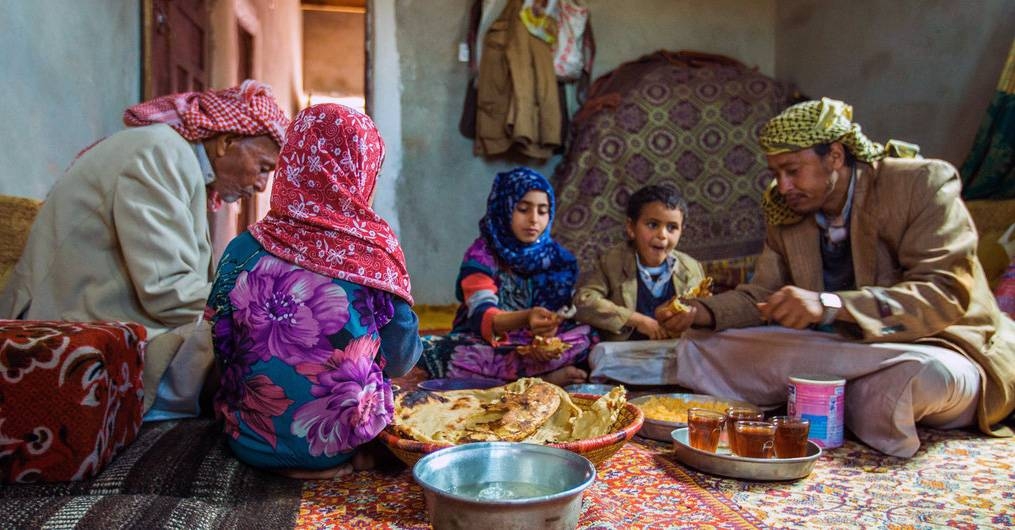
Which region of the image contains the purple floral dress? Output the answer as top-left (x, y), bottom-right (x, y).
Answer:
top-left (207, 232), bottom-right (421, 470)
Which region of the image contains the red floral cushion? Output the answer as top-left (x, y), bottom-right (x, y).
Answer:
top-left (0, 320), bottom-right (146, 483)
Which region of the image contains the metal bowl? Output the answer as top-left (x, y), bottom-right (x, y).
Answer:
top-left (630, 393), bottom-right (755, 442)
top-left (413, 442), bottom-right (596, 530)
top-left (417, 377), bottom-right (504, 391)
top-left (563, 383), bottom-right (617, 395)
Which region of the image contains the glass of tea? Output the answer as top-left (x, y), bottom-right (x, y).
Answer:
top-left (733, 421), bottom-right (776, 458)
top-left (687, 408), bottom-right (725, 453)
top-left (772, 416), bottom-right (811, 458)
top-left (725, 406), bottom-right (764, 455)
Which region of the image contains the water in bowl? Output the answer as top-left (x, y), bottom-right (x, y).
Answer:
top-left (452, 481), bottom-right (558, 500)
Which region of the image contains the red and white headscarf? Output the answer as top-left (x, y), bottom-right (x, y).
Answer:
top-left (249, 103), bottom-right (413, 304)
top-left (123, 79), bottom-right (289, 147)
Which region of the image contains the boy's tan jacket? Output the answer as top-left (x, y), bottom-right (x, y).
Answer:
top-left (699, 158), bottom-right (1015, 438)
top-left (574, 243), bottom-right (706, 341)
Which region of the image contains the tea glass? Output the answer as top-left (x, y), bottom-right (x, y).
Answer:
top-left (733, 420), bottom-right (776, 458)
top-left (772, 416), bottom-right (811, 458)
top-left (686, 408), bottom-right (725, 453)
top-left (724, 406), bottom-right (764, 455)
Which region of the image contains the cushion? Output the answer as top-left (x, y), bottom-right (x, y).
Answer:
top-left (0, 195), bottom-right (42, 292)
top-left (551, 50), bottom-right (797, 293)
top-left (0, 320), bottom-right (146, 483)
top-left (965, 198), bottom-right (1015, 288)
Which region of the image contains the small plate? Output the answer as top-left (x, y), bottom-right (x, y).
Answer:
top-left (564, 383), bottom-right (617, 395)
top-left (670, 427), bottom-right (820, 481)
top-left (630, 393), bottom-right (754, 442)
top-left (417, 377), bottom-right (504, 391)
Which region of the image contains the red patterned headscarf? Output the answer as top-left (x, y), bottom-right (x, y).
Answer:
top-left (123, 79), bottom-right (289, 146)
top-left (249, 103), bottom-right (413, 304)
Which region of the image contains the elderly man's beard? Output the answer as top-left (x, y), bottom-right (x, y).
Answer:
top-left (206, 186), bottom-right (255, 212)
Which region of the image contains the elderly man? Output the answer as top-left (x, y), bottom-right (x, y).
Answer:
top-left (0, 80), bottom-right (290, 419)
top-left (658, 97), bottom-right (1015, 457)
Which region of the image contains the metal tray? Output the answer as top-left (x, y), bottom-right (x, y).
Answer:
top-left (629, 393), bottom-right (753, 442)
top-left (670, 427), bottom-right (820, 481)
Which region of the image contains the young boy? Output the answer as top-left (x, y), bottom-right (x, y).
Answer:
top-left (573, 184), bottom-right (707, 383)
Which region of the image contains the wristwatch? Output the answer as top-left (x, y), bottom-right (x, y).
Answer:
top-left (818, 292), bottom-right (842, 326)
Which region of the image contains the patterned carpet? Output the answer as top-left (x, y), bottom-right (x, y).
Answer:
top-left (3, 418), bottom-right (1010, 528)
top-left (297, 427), bottom-right (1015, 529)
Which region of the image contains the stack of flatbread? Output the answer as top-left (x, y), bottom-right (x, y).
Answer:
top-left (392, 378), bottom-right (626, 445)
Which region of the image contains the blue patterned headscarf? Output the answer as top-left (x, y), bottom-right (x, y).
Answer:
top-left (479, 167), bottom-right (578, 309)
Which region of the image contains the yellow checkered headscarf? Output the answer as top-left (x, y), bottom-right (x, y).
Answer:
top-left (759, 97), bottom-right (921, 225)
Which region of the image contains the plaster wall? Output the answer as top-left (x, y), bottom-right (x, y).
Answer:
top-left (774, 0), bottom-right (1015, 165)
top-left (0, 1), bottom-right (140, 199)
top-left (388, 0), bottom-right (777, 305)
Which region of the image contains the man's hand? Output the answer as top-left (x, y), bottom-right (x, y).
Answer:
top-left (528, 307), bottom-right (560, 337)
top-left (757, 286), bottom-right (823, 329)
top-left (654, 301), bottom-right (698, 337)
top-left (628, 313), bottom-right (668, 340)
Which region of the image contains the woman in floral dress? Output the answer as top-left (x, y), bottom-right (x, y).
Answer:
top-left (418, 167), bottom-right (595, 387)
top-left (205, 103), bottom-right (421, 478)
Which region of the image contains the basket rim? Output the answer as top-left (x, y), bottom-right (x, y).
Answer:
top-left (379, 394), bottom-right (644, 455)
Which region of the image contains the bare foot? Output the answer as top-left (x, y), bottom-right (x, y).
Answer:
top-left (540, 366), bottom-right (588, 387)
top-left (273, 462), bottom-right (353, 480)
top-left (352, 448), bottom-right (375, 471)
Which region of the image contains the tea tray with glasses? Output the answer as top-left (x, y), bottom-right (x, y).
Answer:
top-left (670, 427), bottom-right (821, 481)
top-left (629, 393), bottom-right (753, 442)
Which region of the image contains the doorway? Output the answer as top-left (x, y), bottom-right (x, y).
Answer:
top-left (301, 1), bottom-right (367, 112)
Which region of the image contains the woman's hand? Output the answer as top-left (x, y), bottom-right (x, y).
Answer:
top-left (528, 307), bottom-right (560, 337)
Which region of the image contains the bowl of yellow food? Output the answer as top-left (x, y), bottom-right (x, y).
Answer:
top-left (630, 393), bottom-right (755, 442)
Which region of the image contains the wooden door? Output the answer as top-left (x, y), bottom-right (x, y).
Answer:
top-left (143, 0), bottom-right (209, 99)
top-left (236, 24), bottom-right (260, 231)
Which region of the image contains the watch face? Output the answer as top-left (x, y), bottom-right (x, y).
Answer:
top-left (820, 292), bottom-right (842, 308)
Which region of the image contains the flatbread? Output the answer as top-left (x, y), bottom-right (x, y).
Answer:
top-left (464, 382), bottom-right (561, 442)
top-left (669, 276), bottom-right (714, 313)
top-left (516, 335), bottom-right (569, 358)
top-left (392, 378), bottom-right (622, 445)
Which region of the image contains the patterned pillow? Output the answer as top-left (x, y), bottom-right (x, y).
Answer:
top-left (0, 320), bottom-right (146, 483)
top-left (552, 51), bottom-right (797, 290)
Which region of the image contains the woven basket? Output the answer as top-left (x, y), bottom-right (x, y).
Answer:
top-left (378, 393), bottom-right (644, 467)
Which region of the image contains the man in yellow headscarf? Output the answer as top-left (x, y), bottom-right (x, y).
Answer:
top-left (656, 98), bottom-right (1015, 458)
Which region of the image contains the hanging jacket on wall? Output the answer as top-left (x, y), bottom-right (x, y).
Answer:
top-left (474, 0), bottom-right (561, 159)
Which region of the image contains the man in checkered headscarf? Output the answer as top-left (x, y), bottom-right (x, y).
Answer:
top-left (650, 97), bottom-right (1015, 458)
top-left (1, 80), bottom-right (291, 420)
top-left (123, 79), bottom-right (290, 210)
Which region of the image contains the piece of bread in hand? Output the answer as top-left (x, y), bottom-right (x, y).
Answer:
top-left (667, 276), bottom-right (714, 313)
top-left (517, 335), bottom-right (569, 358)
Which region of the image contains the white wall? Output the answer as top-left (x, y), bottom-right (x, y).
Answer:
top-left (0, 1), bottom-right (140, 199)
top-left (775, 0), bottom-right (1015, 165)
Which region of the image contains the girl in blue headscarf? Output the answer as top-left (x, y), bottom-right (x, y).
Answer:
top-left (418, 167), bottom-right (595, 386)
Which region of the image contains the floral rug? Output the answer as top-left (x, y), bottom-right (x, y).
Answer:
top-left (297, 427), bottom-right (1015, 529)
